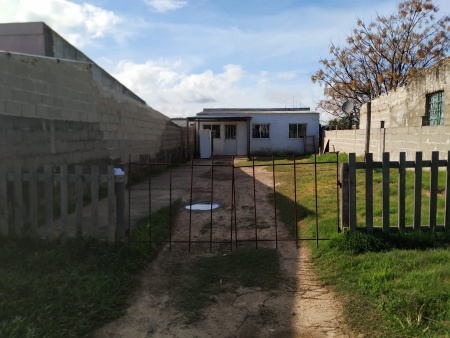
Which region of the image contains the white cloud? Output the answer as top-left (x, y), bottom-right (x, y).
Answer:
top-left (111, 57), bottom-right (324, 118)
top-left (144, 0), bottom-right (187, 13)
top-left (112, 59), bottom-right (246, 116)
top-left (0, 0), bottom-right (123, 47)
top-left (277, 72), bottom-right (297, 81)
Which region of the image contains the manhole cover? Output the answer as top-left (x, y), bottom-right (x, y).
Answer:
top-left (185, 202), bottom-right (219, 210)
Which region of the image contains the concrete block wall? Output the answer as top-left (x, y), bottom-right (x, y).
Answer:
top-left (0, 51), bottom-right (182, 167)
top-left (360, 58), bottom-right (450, 129)
top-left (0, 115), bottom-right (107, 167)
top-left (325, 126), bottom-right (450, 161)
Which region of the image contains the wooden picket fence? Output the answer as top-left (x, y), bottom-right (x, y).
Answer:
top-left (341, 151), bottom-right (450, 232)
top-left (0, 165), bottom-right (126, 242)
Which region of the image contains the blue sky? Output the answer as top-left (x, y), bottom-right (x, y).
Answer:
top-left (1, 0), bottom-right (449, 120)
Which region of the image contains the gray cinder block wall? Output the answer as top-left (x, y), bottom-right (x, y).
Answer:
top-left (359, 58), bottom-right (450, 130)
top-left (0, 51), bottom-right (182, 167)
top-left (325, 57), bottom-right (450, 161)
top-left (324, 126), bottom-right (450, 161)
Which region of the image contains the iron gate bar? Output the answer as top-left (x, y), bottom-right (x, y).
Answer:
top-left (233, 158), bottom-right (238, 250)
top-left (336, 152), bottom-right (340, 234)
top-left (188, 155), bottom-right (194, 252)
top-left (231, 157), bottom-right (236, 250)
top-left (272, 155), bottom-right (278, 249)
top-left (169, 156), bottom-right (173, 252)
top-left (128, 154), bottom-right (131, 244)
top-left (126, 154), bottom-right (340, 251)
top-left (293, 154), bottom-right (298, 249)
top-left (252, 156), bottom-right (258, 249)
top-left (226, 238), bottom-right (336, 245)
top-left (210, 155), bottom-right (214, 252)
top-left (314, 153), bottom-right (319, 248)
top-left (148, 156), bottom-right (152, 250)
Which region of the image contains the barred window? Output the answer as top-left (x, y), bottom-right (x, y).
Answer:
top-left (289, 124), bottom-right (307, 138)
top-left (203, 124), bottom-right (221, 138)
top-left (252, 124), bottom-right (270, 138)
top-left (225, 125), bottom-right (236, 140)
top-left (426, 91), bottom-right (444, 125)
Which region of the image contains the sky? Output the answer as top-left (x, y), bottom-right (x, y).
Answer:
top-left (1, 0), bottom-right (449, 121)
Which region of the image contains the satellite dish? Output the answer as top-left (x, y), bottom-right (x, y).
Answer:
top-left (342, 101), bottom-right (354, 113)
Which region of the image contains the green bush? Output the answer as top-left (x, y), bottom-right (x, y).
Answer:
top-left (329, 231), bottom-right (391, 254)
top-left (329, 230), bottom-right (450, 255)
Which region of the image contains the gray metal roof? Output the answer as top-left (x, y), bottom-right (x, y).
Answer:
top-left (187, 114), bottom-right (252, 121)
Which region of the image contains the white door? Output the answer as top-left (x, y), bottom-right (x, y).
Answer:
top-left (224, 125), bottom-right (237, 155)
top-left (199, 129), bottom-right (211, 158)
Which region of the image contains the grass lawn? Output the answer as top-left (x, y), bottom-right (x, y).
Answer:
top-left (238, 153), bottom-right (450, 337)
top-left (2, 153), bottom-right (450, 337)
top-left (0, 202), bottom-right (177, 338)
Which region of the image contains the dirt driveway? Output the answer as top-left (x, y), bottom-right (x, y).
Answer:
top-left (95, 158), bottom-right (355, 338)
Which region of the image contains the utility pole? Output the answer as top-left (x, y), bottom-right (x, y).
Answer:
top-left (365, 101), bottom-right (372, 155)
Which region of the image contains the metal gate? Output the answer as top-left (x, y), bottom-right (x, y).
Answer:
top-left (127, 153), bottom-right (340, 252)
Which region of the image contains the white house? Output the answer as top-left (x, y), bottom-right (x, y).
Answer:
top-left (187, 108), bottom-right (320, 157)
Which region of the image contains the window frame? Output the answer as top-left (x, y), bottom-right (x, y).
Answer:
top-left (288, 123), bottom-right (307, 139)
top-left (225, 124), bottom-right (237, 140)
top-left (425, 91), bottom-right (444, 126)
top-left (203, 124), bottom-right (221, 138)
top-left (252, 123), bottom-right (270, 139)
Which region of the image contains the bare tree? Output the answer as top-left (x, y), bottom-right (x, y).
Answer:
top-left (311, 0), bottom-right (450, 123)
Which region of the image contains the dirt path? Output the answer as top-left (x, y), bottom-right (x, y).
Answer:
top-left (95, 162), bottom-right (354, 338)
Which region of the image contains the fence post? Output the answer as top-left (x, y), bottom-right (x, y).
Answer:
top-left (60, 165), bottom-right (68, 242)
top-left (414, 152), bottom-right (423, 230)
top-left (91, 166), bottom-right (99, 239)
top-left (348, 153), bottom-right (357, 231)
top-left (107, 166), bottom-right (116, 243)
top-left (429, 151), bottom-right (439, 229)
top-left (382, 152), bottom-right (390, 232)
top-left (44, 165), bottom-right (53, 239)
top-left (0, 165), bottom-right (7, 236)
top-left (398, 152), bottom-right (406, 231)
top-left (29, 166), bottom-right (38, 237)
top-left (445, 151), bottom-right (450, 231)
top-left (340, 162), bottom-right (349, 231)
top-left (114, 166), bottom-right (126, 241)
top-left (365, 153), bottom-right (373, 233)
top-left (14, 165), bottom-right (23, 237)
top-left (75, 166), bottom-right (83, 238)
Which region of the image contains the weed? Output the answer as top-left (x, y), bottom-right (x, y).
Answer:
top-left (257, 306), bottom-right (278, 326)
top-left (130, 199), bottom-right (182, 252)
top-left (200, 222), bottom-right (210, 234)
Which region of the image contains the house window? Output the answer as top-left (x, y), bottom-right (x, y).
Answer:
top-left (289, 124), bottom-right (307, 138)
top-left (225, 125), bottom-right (236, 140)
top-left (203, 124), bottom-right (221, 138)
top-left (425, 91), bottom-right (444, 125)
top-left (252, 124), bottom-right (270, 138)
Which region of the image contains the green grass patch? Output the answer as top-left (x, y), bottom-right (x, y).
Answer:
top-left (239, 153), bottom-right (450, 337)
top-left (329, 230), bottom-right (450, 254)
top-left (0, 201), bottom-right (181, 338)
top-left (315, 239), bottom-right (450, 337)
top-left (172, 248), bottom-right (281, 324)
top-left (129, 199), bottom-right (182, 251)
top-left (236, 152), bottom-right (343, 240)
top-left (0, 238), bottom-right (148, 338)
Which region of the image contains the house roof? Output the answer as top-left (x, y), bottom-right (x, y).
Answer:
top-left (187, 107), bottom-right (320, 122)
top-left (187, 114), bottom-right (252, 122)
top-left (199, 108), bottom-right (316, 115)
